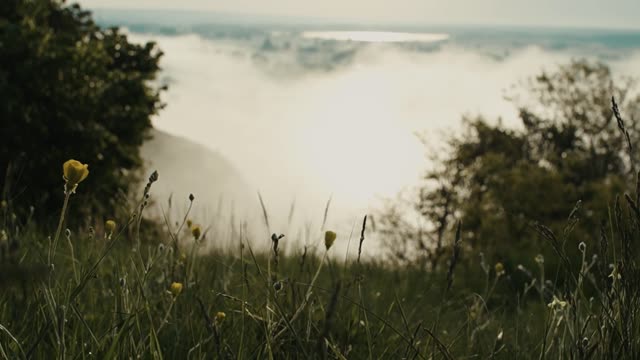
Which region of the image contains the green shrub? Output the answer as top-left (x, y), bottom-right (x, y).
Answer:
top-left (381, 60), bottom-right (640, 267)
top-left (0, 0), bottom-right (164, 222)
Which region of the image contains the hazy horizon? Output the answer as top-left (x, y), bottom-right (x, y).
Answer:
top-left (78, 0), bottom-right (640, 30)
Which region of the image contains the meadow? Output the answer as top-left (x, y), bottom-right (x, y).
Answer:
top-left (4, 1), bottom-right (640, 358)
top-left (1, 151), bottom-right (639, 360)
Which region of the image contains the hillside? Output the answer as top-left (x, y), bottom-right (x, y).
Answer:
top-left (140, 128), bottom-right (252, 216)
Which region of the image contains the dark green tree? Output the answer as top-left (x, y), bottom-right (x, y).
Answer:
top-left (380, 60), bottom-right (640, 267)
top-left (0, 0), bottom-right (164, 221)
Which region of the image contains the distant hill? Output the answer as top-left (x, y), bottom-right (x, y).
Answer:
top-left (140, 128), bottom-right (251, 217)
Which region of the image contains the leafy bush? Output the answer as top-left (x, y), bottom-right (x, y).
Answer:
top-left (380, 60), bottom-right (640, 267)
top-left (0, 0), bottom-right (164, 221)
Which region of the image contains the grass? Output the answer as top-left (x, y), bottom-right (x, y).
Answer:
top-left (1, 179), bottom-right (639, 360)
top-left (0, 100), bottom-right (639, 358)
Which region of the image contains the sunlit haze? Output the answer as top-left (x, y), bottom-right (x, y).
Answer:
top-left (120, 29), bottom-right (640, 236)
top-left (72, 2), bottom-right (640, 253)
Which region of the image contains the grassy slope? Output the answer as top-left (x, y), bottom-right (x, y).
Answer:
top-left (0, 180), bottom-right (639, 359)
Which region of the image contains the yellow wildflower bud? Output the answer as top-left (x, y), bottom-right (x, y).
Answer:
top-left (63, 159), bottom-right (89, 187)
top-left (186, 219), bottom-right (193, 228)
top-left (215, 311), bottom-right (226, 324)
top-left (548, 295), bottom-right (567, 310)
top-left (325, 231), bottom-right (336, 250)
top-left (0, 200), bottom-right (6, 209)
top-left (170, 282), bottom-right (183, 296)
top-left (105, 220), bottom-right (117, 234)
top-left (191, 225), bottom-right (201, 240)
top-left (179, 253), bottom-right (187, 262)
top-left (495, 262), bottom-right (505, 276)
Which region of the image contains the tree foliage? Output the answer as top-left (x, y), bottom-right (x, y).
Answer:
top-left (381, 60), bottom-right (640, 267)
top-left (0, 0), bottom-right (164, 221)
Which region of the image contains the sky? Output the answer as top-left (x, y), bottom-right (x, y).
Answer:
top-left (76, 0), bottom-right (640, 29)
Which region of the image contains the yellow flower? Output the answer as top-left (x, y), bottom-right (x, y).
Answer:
top-left (609, 265), bottom-right (622, 281)
top-left (325, 231), bottom-right (336, 250)
top-left (186, 219), bottom-right (193, 228)
top-left (215, 311), bottom-right (226, 324)
top-left (63, 159), bottom-right (89, 187)
top-left (495, 262), bottom-right (505, 276)
top-left (170, 282), bottom-right (183, 296)
top-left (548, 295), bottom-right (568, 310)
top-left (191, 225), bottom-right (201, 240)
top-left (105, 220), bottom-right (117, 234)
